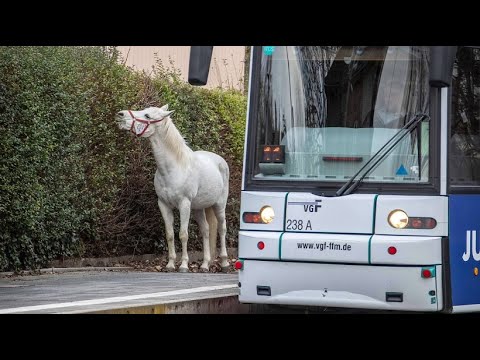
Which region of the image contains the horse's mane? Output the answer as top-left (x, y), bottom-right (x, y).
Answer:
top-left (159, 117), bottom-right (193, 167)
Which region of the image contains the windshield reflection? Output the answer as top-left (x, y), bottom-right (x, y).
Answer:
top-left (253, 46), bottom-right (430, 184)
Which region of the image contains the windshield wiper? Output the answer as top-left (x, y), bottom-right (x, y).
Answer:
top-left (335, 113), bottom-right (430, 197)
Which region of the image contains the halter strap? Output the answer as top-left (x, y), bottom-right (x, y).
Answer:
top-left (128, 110), bottom-right (166, 136)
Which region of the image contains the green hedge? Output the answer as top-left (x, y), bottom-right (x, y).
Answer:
top-left (0, 46), bottom-right (246, 271)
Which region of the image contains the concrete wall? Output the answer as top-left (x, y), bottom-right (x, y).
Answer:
top-left (117, 46), bottom-right (246, 91)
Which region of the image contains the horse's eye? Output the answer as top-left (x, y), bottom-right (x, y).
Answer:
top-left (144, 114), bottom-right (151, 119)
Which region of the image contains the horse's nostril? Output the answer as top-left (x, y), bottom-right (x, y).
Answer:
top-left (117, 112), bottom-right (124, 117)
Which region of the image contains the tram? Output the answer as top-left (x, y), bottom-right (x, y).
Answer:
top-left (189, 46), bottom-right (480, 312)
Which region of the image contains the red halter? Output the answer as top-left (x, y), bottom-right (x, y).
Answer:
top-left (128, 110), bottom-right (166, 137)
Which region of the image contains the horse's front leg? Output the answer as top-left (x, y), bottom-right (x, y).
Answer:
top-left (178, 199), bottom-right (192, 273)
top-left (158, 200), bottom-right (176, 271)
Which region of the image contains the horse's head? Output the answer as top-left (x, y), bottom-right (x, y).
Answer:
top-left (116, 105), bottom-right (174, 138)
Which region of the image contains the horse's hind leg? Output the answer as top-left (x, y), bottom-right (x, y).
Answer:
top-left (178, 199), bottom-right (192, 273)
top-left (213, 204), bottom-right (229, 272)
top-left (193, 209), bottom-right (211, 272)
top-left (158, 200), bottom-right (176, 271)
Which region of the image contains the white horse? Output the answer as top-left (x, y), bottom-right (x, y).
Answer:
top-left (116, 105), bottom-right (230, 272)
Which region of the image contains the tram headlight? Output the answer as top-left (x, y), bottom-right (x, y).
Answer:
top-left (388, 209), bottom-right (409, 229)
top-left (260, 206), bottom-right (275, 224)
top-left (243, 206), bottom-right (275, 224)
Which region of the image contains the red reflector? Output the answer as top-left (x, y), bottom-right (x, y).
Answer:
top-left (257, 241), bottom-right (265, 250)
top-left (234, 261), bottom-right (243, 270)
top-left (252, 213), bottom-right (262, 223)
top-left (411, 218), bottom-right (423, 228)
top-left (422, 269), bottom-right (432, 278)
top-left (424, 218), bottom-right (437, 229)
top-left (243, 213), bottom-right (254, 223)
top-left (387, 246), bottom-right (397, 255)
top-left (406, 217), bottom-right (437, 229)
top-left (243, 212), bottom-right (266, 224)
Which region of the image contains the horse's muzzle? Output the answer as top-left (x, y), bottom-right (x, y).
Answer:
top-left (116, 118), bottom-right (129, 129)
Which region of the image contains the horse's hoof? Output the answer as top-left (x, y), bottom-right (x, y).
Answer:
top-left (200, 266), bottom-right (209, 273)
top-left (221, 266), bottom-right (230, 273)
top-left (165, 266), bottom-right (176, 272)
top-left (178, 267), bottom-right (189, 273)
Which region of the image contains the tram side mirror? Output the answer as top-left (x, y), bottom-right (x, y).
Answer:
top-left (188, 46), bottom-right (213, 86)
top-left (430, 46), bottom-right (457, 87)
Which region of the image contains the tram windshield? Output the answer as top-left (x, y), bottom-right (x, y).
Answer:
top-left (251, 46), bottom-right (430, 184)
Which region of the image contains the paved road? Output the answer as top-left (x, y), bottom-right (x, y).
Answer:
top-left (0, 270), bottom-right (239, 314)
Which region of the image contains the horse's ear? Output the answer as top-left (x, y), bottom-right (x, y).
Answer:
top-left (158, 109), bottom-right (174, 119)
top-left (164, 110), bottom-right (174, 118)
top-left (160, 104), bottom-right (169, 111)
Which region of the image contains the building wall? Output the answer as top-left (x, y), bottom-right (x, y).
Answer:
top-left (117, 46), bottom-right (246, 91)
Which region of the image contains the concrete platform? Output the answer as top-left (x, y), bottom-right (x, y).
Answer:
top-left (0, 270), bottom-right (244, 314)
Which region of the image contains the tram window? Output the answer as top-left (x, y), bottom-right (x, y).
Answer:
top-left (450, 47), bottom-right (480, 186)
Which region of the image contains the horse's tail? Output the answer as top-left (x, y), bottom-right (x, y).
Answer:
top-left (205, 206), bottom-right (218, 260)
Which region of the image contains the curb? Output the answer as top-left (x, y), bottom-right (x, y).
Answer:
top-left (47, 248), bottom-right (238, 268)
top-left (0, 267), bottom-right (133, 277)
top-left (66, 293), bottom-right (249, 314)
